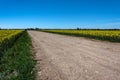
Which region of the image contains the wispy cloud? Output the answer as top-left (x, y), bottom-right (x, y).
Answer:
top-left (98, 22), bottom-right (120, 29)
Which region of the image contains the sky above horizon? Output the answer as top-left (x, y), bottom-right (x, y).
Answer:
top-left (0, 0), bottom-right (120, 29)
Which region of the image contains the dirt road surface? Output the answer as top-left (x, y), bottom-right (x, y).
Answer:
top-left (28, 31), bottom-right (120, 80)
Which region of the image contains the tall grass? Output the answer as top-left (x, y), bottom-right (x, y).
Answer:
top-left (0, 31), bottom-right (36, 80)
top-left (0, 30), bottom-right (24, 53)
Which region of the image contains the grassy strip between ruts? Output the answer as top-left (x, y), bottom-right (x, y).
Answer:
top-left (0, 31), bottom-right (36, 80)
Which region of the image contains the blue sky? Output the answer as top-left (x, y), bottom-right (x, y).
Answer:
top-left (0, 0), bottom-right (120, 29)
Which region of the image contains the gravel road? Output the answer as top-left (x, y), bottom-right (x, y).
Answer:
top-left (28, 31), bottom-right (120, 80)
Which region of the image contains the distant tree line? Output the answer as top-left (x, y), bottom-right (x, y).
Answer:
top-left (0, 27), bottom-right (120, 30)
top-left (26, 28), bottom-right (42, 30)
top-left (76, 27), bottom-right (120, 30)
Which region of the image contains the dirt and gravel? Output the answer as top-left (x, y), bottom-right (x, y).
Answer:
top-left (28, 31), bottom-right (120, 80)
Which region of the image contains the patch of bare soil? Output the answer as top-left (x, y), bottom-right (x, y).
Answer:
top-left (28, 31), bottom-right (120, 80)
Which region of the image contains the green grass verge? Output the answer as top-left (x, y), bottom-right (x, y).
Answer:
top-left (0, 31), bottom-right (36, 80)
top-left (0, 30), bottom-right (24, 58)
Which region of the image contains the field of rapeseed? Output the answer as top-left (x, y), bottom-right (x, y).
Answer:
top-left (43, 30), bottom-right (120, 42)
top-left (0, 30), bottom-right (24, 52)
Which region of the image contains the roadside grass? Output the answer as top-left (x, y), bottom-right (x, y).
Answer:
top-left (0, 31), bottom-right (36, 80)
top-left (0, 30), bottom-right (24, 57)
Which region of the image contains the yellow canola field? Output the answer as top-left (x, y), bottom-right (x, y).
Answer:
top-left (0, 30), bottom-right (24, 52)
top-left (44, 30), bottom-right (120, 42)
